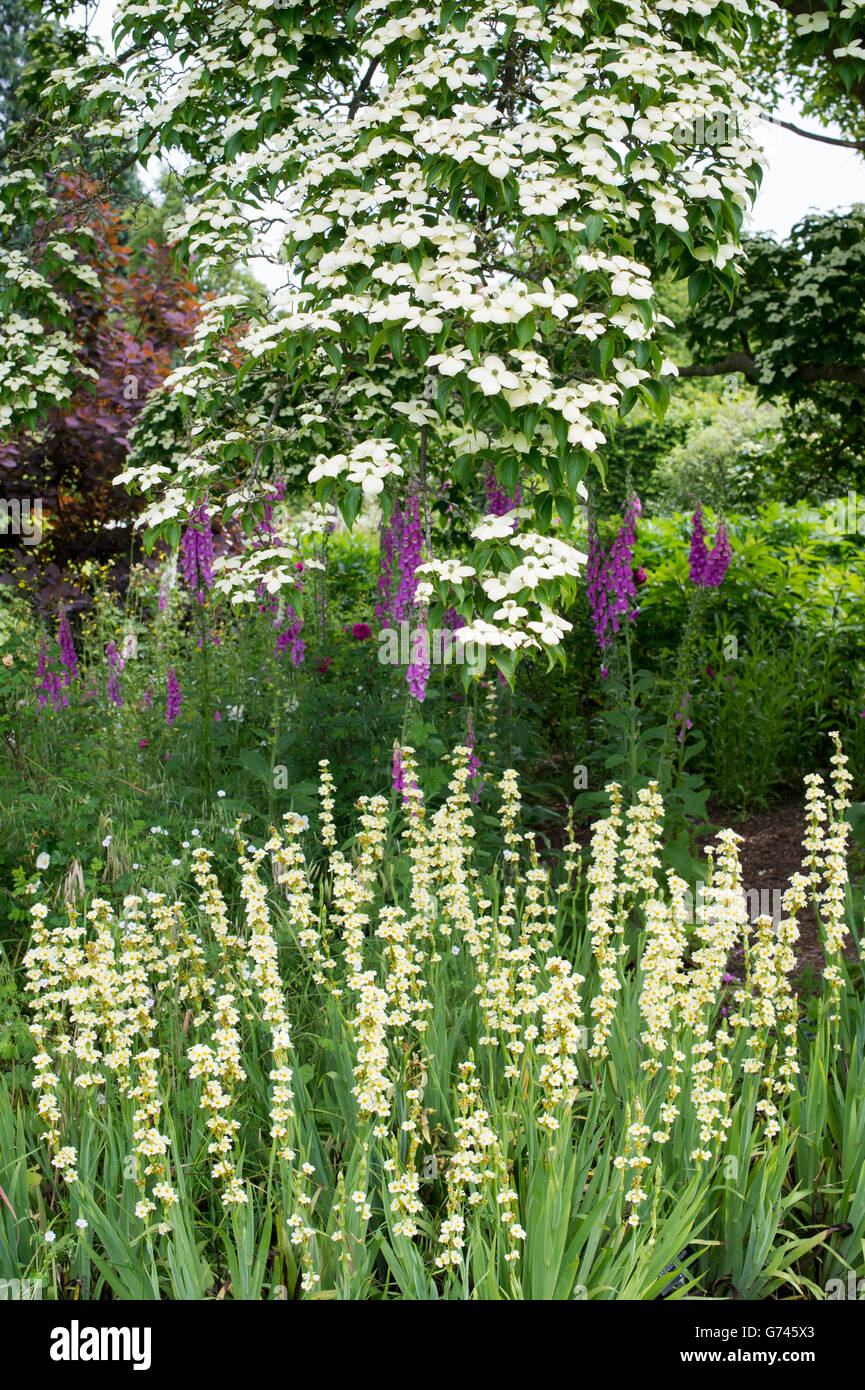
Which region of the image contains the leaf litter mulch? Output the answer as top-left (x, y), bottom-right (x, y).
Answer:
top-left (697, 798), bottom-right (862, 984)
top-left (552, 793), bottom-right (863, 988)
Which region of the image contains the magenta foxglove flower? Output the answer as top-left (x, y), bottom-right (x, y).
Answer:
top-left (275, 604), bottom-right (305, 666)
top-left (165, 668), bottom-right (182, 724)
top-left (586, 493), bottom-right (641, 653)
top-left (689, 504), bottom-right (708, 583)
top-left (391, 743), bottom-right (420, 806)
top-left (57, 611), bottom-right (78, 683)
top-left (702, 525), bottom-right (732, 587)
top-left (36, 646), bottom-right (66, 711)
top-left (406, 623), bottom-right (430, 703)
top-left (690, 505), bottom-right (732, 588)
top-left (378, 486), bottom-right (424, 622)
top-left (674, 692), bottom-right (693, 743)
top-left (180, 503), bottom-right (214, 603)
top-left (105, 641), bottom-right (124, 708)
top-left (392, 744), bottom-right (405, 794)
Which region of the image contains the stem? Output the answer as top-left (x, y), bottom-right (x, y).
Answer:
top-left (268, 659), bottom-right (281, 826)
top-left (624, 619), bottom-right (638, 795)
top-left (418, 421), bottom-right (432, 557)
top-left (200, 604), bottom-right (213, 814)
top-left (658, 586), bottom-right (708, 785)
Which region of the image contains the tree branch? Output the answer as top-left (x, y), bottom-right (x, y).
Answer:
top-left (347, 59), bottom-right (381, 121)
top-left (486, 258), bottom-right (546, 287)
top-left (678, 353), bottom-right (760, 383)
top-left (678, 354), bottom-right (865, 387)
top-left (770, 116), bottom-right (865, 152)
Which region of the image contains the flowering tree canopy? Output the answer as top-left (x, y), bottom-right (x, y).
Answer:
top-left (680, 206), bottom-right (865, 393)
top-left (0, 0), bottom-right (782, 673)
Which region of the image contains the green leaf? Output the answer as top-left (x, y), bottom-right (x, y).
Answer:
top-left (237, 748), bottom-right (273, 783)
top-left (585, 212), bottom-right (604, 244)
top-left (224, 130), bottom-right (246, 161)
top-left (340, 485), bottom-right (363, 528)
top-left (688, 266), bottom-right (712, 307)
top-left (385, 324), bottom-right (404, 364)
top-left (499, 456), bottom-right (521, 495)
top-left (516, 314), bottom-right (536, 347)
top-left (536, 492), bottom-right (554, 528)
top-left (556, 494), bottom-right (574, 530)
top-left (538, 222), bottom-right (556, 254)
top-left (465, 324), bottom-right (483, 358)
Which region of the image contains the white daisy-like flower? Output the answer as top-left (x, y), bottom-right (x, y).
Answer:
top-left (417, 558), bottom-right (476, 584)
top-left (471, 513), bottom-right (519, 542)
top-left (528, 606), bottom-right (574, 646)
top-left (493, 600), bottom-right (528, 622)
top-left (467, 355), bottom-right (520, 395)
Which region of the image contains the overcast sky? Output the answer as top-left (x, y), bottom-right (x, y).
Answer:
top-left (79, 0), bottom-right (865, 274)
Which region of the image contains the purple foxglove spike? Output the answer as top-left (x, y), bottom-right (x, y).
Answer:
top-left (702, 524), bottom-right (732, 588)
top-left (181, 502), bottom-right (214, 602)
top-left (165, 668), bottom-right (183, 723)
top-left (57, 611), bottom-right (79, 684)
top-left (392, 744), bottom-right (406, 794)
top-left (689, 504), bottom-right (709, 585)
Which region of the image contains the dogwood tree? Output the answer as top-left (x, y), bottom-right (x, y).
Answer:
top-left (0, 0), bottom-right (769, 675)
top-left (677, 3), bottom-right (865, 501)
top-left (682, 0), bottom-right (865, 391)
top-left (745, 1), bottom-right (865, 148)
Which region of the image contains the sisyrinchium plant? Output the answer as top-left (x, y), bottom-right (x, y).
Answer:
top-left (1, 733), bottom-right (863, 1300)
